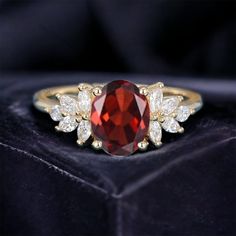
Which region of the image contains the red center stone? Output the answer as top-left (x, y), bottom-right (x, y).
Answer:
top-left (91, 80), bottom-right (150, 156)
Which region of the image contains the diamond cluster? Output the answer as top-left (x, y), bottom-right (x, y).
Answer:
top-left (48, 81), bottom-right (193, 156)
top-left (147, 84), bottom-right (192, 146)
top-left (49, 86), bottom-right (92, 144)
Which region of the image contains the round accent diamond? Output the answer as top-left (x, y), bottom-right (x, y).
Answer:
top-left (91, 80), bottom-right (150, 156)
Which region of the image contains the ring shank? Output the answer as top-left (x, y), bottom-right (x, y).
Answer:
top-left (33, 84), bottom-right (203, 113)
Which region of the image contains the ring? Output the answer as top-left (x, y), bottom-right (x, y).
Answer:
top-left (33, 80), bottom-right (203, 157)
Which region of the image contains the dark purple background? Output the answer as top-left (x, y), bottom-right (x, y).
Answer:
top-left (0, 1), bottom-right (236, 236)
top-left (0, 0), bottom-right (235, 76)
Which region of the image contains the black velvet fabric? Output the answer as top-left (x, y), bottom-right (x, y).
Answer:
top-left (0, 74), bottom-right (236, 236)
top-left (0, 0), bottom-right (235, 76)
top-left (0, 0), bottom-right (236, 235)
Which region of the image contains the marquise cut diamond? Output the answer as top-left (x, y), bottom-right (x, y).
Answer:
top-left (162, 117), bottom-right (180, 133)
top-left (78, 90), bottom-right (91, 114)
top-left (176, 106), bottom-right (190, 122)
top-left (149, 121), bottom-right (162, 145)
top-left (160, 97), bottom-right (179, 116)
top-left (59, 95), bottom-right (78, 115)
top-left (50, 105), bottom-right (63, 121)
top-left (148, 88), bottom-right (163, 113)
top-left (77, 120), bottom-right (91, 143)
top-left (59, 116), bottom-right (78, 132)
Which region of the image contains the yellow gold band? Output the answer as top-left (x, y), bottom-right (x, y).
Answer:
top-left (33, 84), bottom-right (203, 113)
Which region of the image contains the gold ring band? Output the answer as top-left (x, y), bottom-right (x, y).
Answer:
top-left (34, 84), bottom-right (202, 113)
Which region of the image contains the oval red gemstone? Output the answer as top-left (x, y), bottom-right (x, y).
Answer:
top-left (91, 80), bottom-right (150, 156)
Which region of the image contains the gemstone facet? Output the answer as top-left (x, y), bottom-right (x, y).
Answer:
top-left (91, 80), bottom-right (150, 156)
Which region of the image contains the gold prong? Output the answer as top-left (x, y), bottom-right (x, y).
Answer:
top-left (156, 82), bottom-right (164, 88)
top-left (178, 96), bottom-right (184, 102)
top-left (139, 87), bottom-right (149, 96)
top-left (92, 140), bottom-right (102, 150)
top-left (151, 114), bottom-right (158, 121)
top-left (78, 83), bottom-right (92, 91)
top-left (158, 115), bottom-right (165, 122)
top-left (178, 127), bottom-right (184, 133)
top-left (56, 93), bottom-right (61, 99)
top-left (154, 141), bottom-right (162, 148)
top-left (138, 140), bottom-right (149, 151)
top-left (171, 112), bottom-right (177, 118)
top-left (93, 87), bottom-right (102, 96)
top-left (76, 116), bottom-right (82, 123)
top-left (55, 126), bottom-right (61, 132)
top-left (190, 108), bottom-right (195, 115)
top-left (44, 107), bottom-right (50, 113)
top-left (77, 140), bottom-right (84, 146)
top-left (82, 113), bottom-right (90, 120)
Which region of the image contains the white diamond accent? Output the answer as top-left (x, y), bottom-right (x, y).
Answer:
top-left (59, 95), bottom-right (78, 115)
top-left (50, 105), bottom-right (63, 121)
top-left (162, 117), bottom-right (180, 133)
top-left (176, 106), bottom-right (190, 122)
top-left (160, 96), bottom-right (179, 116)
top-left (149, 121), bottom-right (162, 144)
top-left (59, 116), bottom-right (78, 132)
top-left (149, 88), bottom-right (163, 113)
top-left (78, 90), bottom-right (91, 114)
top-left (77, 120), bottom-right (91, 143)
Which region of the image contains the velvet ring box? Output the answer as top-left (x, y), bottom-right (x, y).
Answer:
top-left (0, 74), bottom-right (235, 236)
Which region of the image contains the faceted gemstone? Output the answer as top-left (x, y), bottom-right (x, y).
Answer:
top-left (162, 117), bottom-right (180, 133)
top-left (160, 96), bottom-right (179, 116)
top-left (50, 105), bottom-right (63, 121)
top-left (59, 95), bottom-right (78, 115)
top-left (78, 90), bottom-right (91, 114)
top-left (176, 106), bottom-right (190, 122)
top-left (91, 80), bottom-right (150, 156)
top-left (59, 116), bottom-right (78, 132)
top-left (77, 120), bottom-right (91, 143)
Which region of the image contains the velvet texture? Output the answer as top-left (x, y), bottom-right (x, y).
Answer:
top-left (0, 0), bottom-right (236, 235)
top-left (0, 74), bottom-right (236, 236)
top-left (0, 0), bottom-right (235, 76)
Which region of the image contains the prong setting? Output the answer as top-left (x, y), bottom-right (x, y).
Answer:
top-left (55, 93), bottom-right (61, 99)
top-left (138, 140), bottom-right (149, 151)
top-left (93, 87), bottom-right (102, 96)
top-left (77, 139), bottom-right (84, 146)
top-left (178, 127), bottom-right (184, 133)
top-left (92, 140), bottom-right (102, 150)
top-left (139, 87), bottom-right (149, 96)
top-left (55, 126), bottom-right (61, 132)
